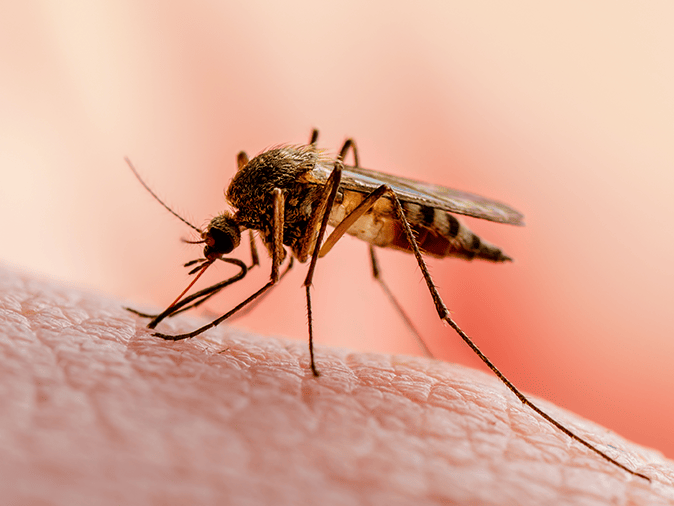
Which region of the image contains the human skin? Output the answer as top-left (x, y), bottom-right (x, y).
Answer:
top-left (1, 266), bottom-right (672, 505)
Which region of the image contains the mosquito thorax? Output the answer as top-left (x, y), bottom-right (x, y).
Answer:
top-left (202, 213), bottom-right (241, 260)
top-left (226, 147), bottom-right (319, 216)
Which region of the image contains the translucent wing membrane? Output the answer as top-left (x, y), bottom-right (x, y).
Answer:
top-left (305, 161), bottom-right (524, 226)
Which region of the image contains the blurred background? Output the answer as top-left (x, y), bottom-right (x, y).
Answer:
top-left (1, 2), bottom-right (672, 458)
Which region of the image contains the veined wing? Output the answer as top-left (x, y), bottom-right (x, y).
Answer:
top-left (306, 161), bottom-right (525, 226)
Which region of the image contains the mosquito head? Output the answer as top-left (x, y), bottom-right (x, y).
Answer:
top-left (201, 213), bottom-right (241, 260)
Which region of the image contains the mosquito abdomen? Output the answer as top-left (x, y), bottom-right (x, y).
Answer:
top-left (399, 202), bottom-right (512, 262)
top-left (328, 191), bottom-right (512, 262)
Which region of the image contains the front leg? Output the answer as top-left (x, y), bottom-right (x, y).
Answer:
top-left (152, 189), bottom-right (289, 341)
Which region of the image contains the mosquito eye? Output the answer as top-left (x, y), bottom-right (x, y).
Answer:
top-left (205, 227), bottom-right (235, 256)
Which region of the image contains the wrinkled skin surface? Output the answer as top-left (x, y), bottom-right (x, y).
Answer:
top-left (0, 266), bottom-right (672, 505)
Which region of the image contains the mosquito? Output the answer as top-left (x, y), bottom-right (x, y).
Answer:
top-left (125, 129), bottom-right (649, 481)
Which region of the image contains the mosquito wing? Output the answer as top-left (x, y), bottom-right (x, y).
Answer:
top-left (306, 161), bottom-right (525, 226)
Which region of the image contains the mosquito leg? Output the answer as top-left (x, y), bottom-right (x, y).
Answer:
top-left (309, 129), bottom-right (319, 146)
top-left (152, 189), bottom-right (288, 342)
top-left (369, 246), bottom-right (434, 358)
top-left (219, 230), bottom-right (294, 320)
top-left (338, 135), bottom-right (427, 354)
top-left (248, 230), bottom-right (260, 268)
top-left (268, 188), bottom-right (286, 283)
top-left (306, 173), bottom-right (433, 357)
top-left (306, 165), bottom-right (434, 356)
top-left (338, 138), bottom-right (360, 168)
top-left (146, 261), bottom-right (247, 327)
top-left (385, 188), bottom-right (650, 481)
top-left (152, 280), bottom-right (279, 341)
top-left (237, 151), bottom-right (249, 170)
top-left (318, 184), bottom-right (387, 257)
top-left (227, 256), bottom-right (295, 321)
top-left (125, 257), bottom-right (248, 322)
top-left (309, 131), bottom-right (360, 170)
top-left (306, 138), bottom-right (431, 357)
top-left (124, 308), bottom-right (158, 319)
top-left (126, 284), bottom-right (227, 321)
top-left (301, 162), bottom-right (344, 376)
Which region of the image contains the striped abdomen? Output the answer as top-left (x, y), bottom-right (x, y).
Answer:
top-left (327, 190), bottom-right (512, 262)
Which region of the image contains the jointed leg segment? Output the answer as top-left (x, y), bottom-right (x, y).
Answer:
top-left (385, 187), bottom-right (650, 481)
top-left (302, 156), bottom-right (344, 376)
top-left (152, 188), bottom-right (290, 341)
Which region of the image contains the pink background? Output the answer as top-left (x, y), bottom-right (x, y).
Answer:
top-left (1, 2), bottom-right (672, 459)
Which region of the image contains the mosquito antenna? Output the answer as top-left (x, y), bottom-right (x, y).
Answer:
top-left (124, 157), bottom-right (202, 234)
